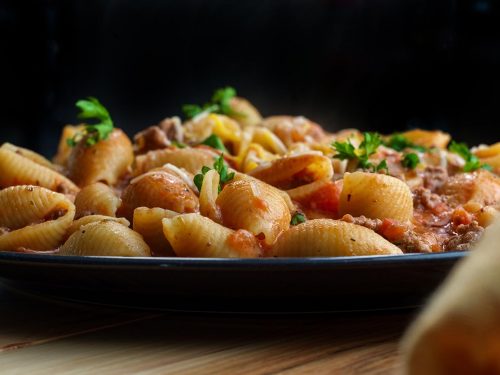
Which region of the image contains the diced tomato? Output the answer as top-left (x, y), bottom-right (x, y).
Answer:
top-left (304, 182), bottom-right (340, 216)
top-left (379, 219), bottom-right (407, 242)
top-left (451, 207), bottom-right (473, 227)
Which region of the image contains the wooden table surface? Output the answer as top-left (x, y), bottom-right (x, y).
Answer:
top-left (0, 284), bottom-right (415, 374)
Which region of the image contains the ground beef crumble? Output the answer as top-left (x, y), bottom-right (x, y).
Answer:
top-left (422, 166), bottom-right (448, 192)
top-left (133, 117), bottom-right (183, 154)
top-left (444, 221), bottom-right (484, 251)
top-left (413, 187), bottom-right (446, 212)
top-left (341, 214), bottom-right (383, 232)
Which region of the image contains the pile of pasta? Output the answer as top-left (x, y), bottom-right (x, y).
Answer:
top-left (0, 92), bottom-right (499, 258)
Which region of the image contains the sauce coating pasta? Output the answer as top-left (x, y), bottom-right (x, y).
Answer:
top-left (0, 89), bottom-right (498, 257)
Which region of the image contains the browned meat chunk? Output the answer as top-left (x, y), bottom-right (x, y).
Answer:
top-left (133, 117), bottom-right (183, 154)
top-left (413, 187), bottom-right (446, 212)
top-left (444, 221), bottom-right (484, 251)
top-left (422, 166), bottom-right (448, 192)
top-left (341, 214), bottom-right (383, 232)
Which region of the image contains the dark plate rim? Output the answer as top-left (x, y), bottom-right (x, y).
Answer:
top-left (0, 251), bottom-right (467, 270)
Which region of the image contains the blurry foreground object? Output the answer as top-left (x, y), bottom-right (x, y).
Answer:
top-left (401, 218), bottom-right (500, 374)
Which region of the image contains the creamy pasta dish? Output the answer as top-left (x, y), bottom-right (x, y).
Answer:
top-left (0, 87), bottom-right (499, 258)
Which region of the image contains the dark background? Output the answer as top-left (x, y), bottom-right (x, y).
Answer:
top-left (1, 0), bottom-right (499, 157)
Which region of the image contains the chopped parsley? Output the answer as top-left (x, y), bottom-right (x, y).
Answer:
top-left (448, 141), bottom-right (492, 172)
top-left (201, 134), bottom-right (227, 152)
top-left (402, 153), bottom-right (420, 169)
top-left (385, 134), bottom-right (426, 152)
top-left (193, 154), bottom-right (235, 193)
top-left (182, 86), bottom-right (241, 119)
top-left (171, 140), bottom-right (187, 148)
top-left (332, 132), bottom-right (387, 173)
top-left (67, 97), bottom-right (114, 147)
top-left (290, 212), bottom-right (306, 225)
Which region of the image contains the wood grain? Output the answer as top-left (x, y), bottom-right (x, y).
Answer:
top-left (0, 284), bottom-right (414, 374)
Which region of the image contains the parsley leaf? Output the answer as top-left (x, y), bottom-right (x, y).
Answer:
top-left (201, 134), bottom-right (227, 152)
top-left (448, 141), bottom-right (491, 172)
top-left (290, 212), bottom-right (306, 226)
top-left (193, 154), bottom-right (235, 193)
top-left (402, 153), bottom-right (420, 169)
top-left (385, 134), bottom-right (426, 152)
top-left (332, 132), bottom-right (386, 173)
top-left (182, 87), bottom-right (239, 119)
top-left (67, 97), bottom-right (114, 147)
top-left (332, 140), bottom-right (356, 161)
top-left (171, 140), bottom-right (187, 148)
top-left (375, 159), bottom-right (389, 173)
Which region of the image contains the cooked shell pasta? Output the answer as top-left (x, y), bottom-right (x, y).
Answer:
top-left (217, 178), bottom-right (291, 245)
top-left (0, 148), bottom-right (79, 196)
top-left (162, 214), bottom-right (262, 258)
top-left (199, 169), bottom-right (223, 223)
top-left (402, 129), bottom-right (451, 149)
top-left (1, 143), bottom-right (57, 170)
top-left (339, 172), bottom-right (413, 222)
top-left (59, 221), bottom-right (151, 257)
top-left (248, 152), bottom-right (333, 189)
top-left (67, 215), bottom-right (130, 237)
top-left (133, 147), bottom-right (217, 176)
top-left (228, 97), bottom-right (262, 127)
top-left (53, 125), bottom-right (85, 166)
top-left (271, 219), bottom-right (403, 257)
top-left (74, 182), bottom-right (121, 218)
top-left (0, 185), bottom-right (75, 251)
top-left (133, 207), bottom-right (178, 256)
top-left (118, 168), bottom-right (199, 221)
top-left (67, 128), bottom-right (133, 187)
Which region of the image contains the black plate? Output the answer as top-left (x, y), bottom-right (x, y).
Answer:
top-left (0, 252), bottom-right (466, 313)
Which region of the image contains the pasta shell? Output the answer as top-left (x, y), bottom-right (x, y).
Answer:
top-left (0, 148), bottom-right (79, 196)
top-left (67, 128), bottom-right (133, 187)
top-left (339, 172), bottom-right (413, 222)
top-left (271, 219), bottom-right (403, 257)
top-left (59, 221), bottom-right (151, 257)
top-left (217, 178), bottom-right (291, 245)
top-left (402, 129), bottom-right (451, 149)
top-left (440, 170), bottom-right (500, 207)
top-left (67, 215), bottom-right (130, 237)
top-left (118, 168), bottom-right (199, 221)
top-left (251, 128), bottom-right (287, 155)
top-left (183, 114), bottom-right (241, 145)
top-left (287, 179), bottom-right (341, 218)
top-left (162, 214), bottom-right (262, 258)
top-left (473, 142), bottom-right (500, 158)
top-left (133, 207), bottom-right (178, 257)
top-left (261, 116), bottom-right (326, 147)
top-left (1, 143), bottom-right (57, 170)
top-left (248, 152), bottom-right (333, 189)
top-left (228, 97), bottom-right (262, 127)
top-left (199, 169), bottom-right (223, 223)
top-left (53, 125), bottom-right (85, 166)
top-left (74, 182), bottom-right (121, 218)
top-left (0, 185), bottom-right (75, 251)
top-left (133, 147), bottom-right (217, 176)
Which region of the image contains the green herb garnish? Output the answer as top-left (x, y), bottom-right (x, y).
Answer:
top-left (332, 132), bottom-right (386, 172)
top-left (290, 212), bottom-right (306, 226)
top-left (385, 134), bottom-right (426, 152)
top-left (182, 87), bottom-right (240, 119)
top-left (290, 212), bottom-right (306, 225)
top-left (193, 154), bottom-right (235, 193)
top-left (171, 140), bottom-right (187, 148)
top-left (67, 97), bottom-right (114, 147)
top-left (402, 153), bottom-right (420, 169)
top-left (448, 141), bottom-right (492, 172)
top-left (375, 159), bottom-right (389, 173)
top-left (201, 134), bottom-right (227, 152)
